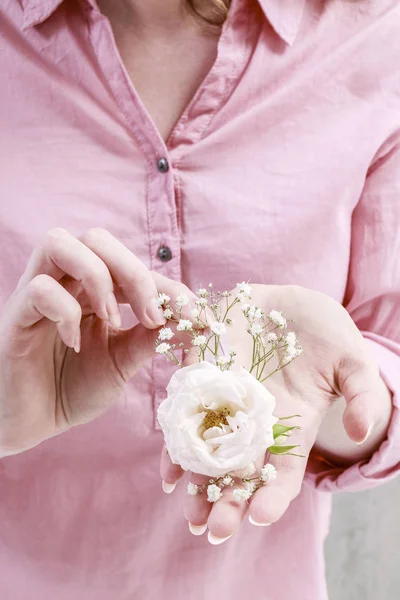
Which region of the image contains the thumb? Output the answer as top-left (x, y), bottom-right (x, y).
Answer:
top-left (112, 321), bottom-right (200, 382)
top-left (338, 354), bottom-right (382, 444)
top-left (111, 323), bottom-right (160, 381)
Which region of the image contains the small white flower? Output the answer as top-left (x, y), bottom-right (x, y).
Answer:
top-left (192, 335), bottom-right (207, 347)
top-left (177, 319), bottom-right (193, 331)
top-left (222, 475), bottom-right (233, 486)
top-left (216, 355), bottom-right (230, 367)
top-left (207, 484), bottom-right (223, 503)
top-left (254, 308), bottom-right (264, 320)
top-left (233, 487), bottom-right (252, 501)
top-left (191, 308), bottom-right (200, 319)
top-left (158, 327), bottom-right (174, 341)
top-left (285, 332), bottom-right (297, 347)
top-left (247, 306), bottom-right (256, 319)
top-left (269, 310), bottom-right (287, 329)
top-left (163, 308), bottom-right (173, 319)
top-left (236, 282), bottom-right (252, 299)
top-left (156, 293), bottom-right (171, 308)
top-left (283, 344), bottom-right (302, 364)
top-left (266, 332), bottom-right (278, 343)
top-left (156, 342), bottom-right (172, 355)
top-left (241, 303), bottom-right (251, 313)
top-left (237, 292), bottom-right (249, 302)
top-left (176, 294), bottom-right (189, 308)
top-left (249, 322), bottom-right (263, 337)
top-left (284, 345), bottom-right (298, 361)
top-left (198, 288), bottom-right (209, 298)
top-left (260, 463), bottom-right (277, 483)
top-left (187, 482), bottom-right (199, 496)
top-left (195, 298), bottom-right (208, 308)
top-left (210, 321), bottom-right (226, 336)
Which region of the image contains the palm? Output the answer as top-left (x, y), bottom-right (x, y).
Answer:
top-left (54, 314), bottom-right (126, 429)
top-left (161, 284), bottom-right (383, 540)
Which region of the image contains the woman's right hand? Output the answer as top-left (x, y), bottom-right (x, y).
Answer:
top-left (0, 227), bottom-right (193, 457)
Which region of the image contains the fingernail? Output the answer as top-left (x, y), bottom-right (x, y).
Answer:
top-left (74, 330), bottom-right (81, 354)
top-left (189, 523), bottom-right (207, 536)
top-left (162, 480), bottom-right (176, 494)
top-left (146, 298), bottom-right (167, 326)
top-left (355, 423), bottom-right (373, 445)
top-left (208, 531), bottom-right (232, 545)
top-left (249, 515), bottom-right (271, 527)
top-left (106, 292), bottom-right (121, 329)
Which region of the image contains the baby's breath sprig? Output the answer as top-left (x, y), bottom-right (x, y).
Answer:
top-left (154, 291), bottom-right (210, 366)
top-left (154, 283), bottom-right (302, 381)
top-left (186, 462), bottom-right (278, 504)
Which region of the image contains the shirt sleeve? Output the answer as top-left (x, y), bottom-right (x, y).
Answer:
top-left (305, 139), bottom-right (400, 492)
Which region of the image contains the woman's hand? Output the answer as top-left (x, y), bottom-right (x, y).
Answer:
top-left (160, 284), bottom-right (392, 542)
top-left (0, 227), bottom-right (194, 457)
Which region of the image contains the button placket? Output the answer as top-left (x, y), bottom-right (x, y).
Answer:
top-left (86, 3), bottom-right (255, 428)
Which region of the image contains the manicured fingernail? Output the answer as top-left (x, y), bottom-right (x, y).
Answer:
top-left (189, 523), bottom-right (207, 536)
top-left (249, 515), bottom-right (271, 527)
top-left (106, 292), bottom-right (121, 328)
top-left (208, 531), bottom-right (232, 545)
top-left (162, 480), bottom-right (176, 494)
top-left (74, 330), bottom-right (81, 354)
top-left (147, 298), bottom-right (167, 326)
top-left (355, 423), bottom-right (373, 445)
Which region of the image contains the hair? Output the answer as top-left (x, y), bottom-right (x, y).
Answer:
top-left (186, 0), bottom-right (232, 28)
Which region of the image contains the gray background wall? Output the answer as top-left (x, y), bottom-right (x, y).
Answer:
top-left (325, 477), bottom-right (400, 600)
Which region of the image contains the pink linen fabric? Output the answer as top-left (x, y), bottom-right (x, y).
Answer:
top-left (0, 0), bottom-right (400, 598)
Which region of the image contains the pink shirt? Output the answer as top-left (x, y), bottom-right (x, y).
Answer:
top-left (1, 0), bottom-right (400, 598)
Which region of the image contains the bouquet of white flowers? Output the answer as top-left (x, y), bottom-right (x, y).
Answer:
top-left (155, 283), bottom-right (303, 503)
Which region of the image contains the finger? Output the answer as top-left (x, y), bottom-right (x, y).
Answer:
top-left (207, 483), bottom-right (248, 541)
top-left (7, 274), bottom-right (82, 351)
top-left (184, 473), bottom-right (213, 532)
top-left (17, 228), bottom-right (116, 324)
top-left (81, 229), bottom-right (165, 329)
top-left (160, 446), bottom-right (185, 492)
top-left (110, 276), bottom-right (200, 323)
top-left (248, 452), bottom-right (307, 527)
top-left (338, 354), bottom-right (381, 443)
top-left (111, 304), bottom-right (200, 380)
top-left (248, 422), bottom-right (314, 528)
top-left (110, 322), bottom-right (160, 381)
top-left (150, 273), bottom-right (202, 323)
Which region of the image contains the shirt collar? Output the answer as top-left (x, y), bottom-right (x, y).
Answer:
top-left (258, 0), bottom-right (306, 46)
top-left (21, 0), bottom-right (305, 45)
top-left (20, 0), bottom-right (98, 29)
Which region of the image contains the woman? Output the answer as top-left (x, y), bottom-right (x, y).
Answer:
top-left (0, 0), bottom-right (399, 598)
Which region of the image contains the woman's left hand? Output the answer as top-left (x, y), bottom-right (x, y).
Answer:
top-left (160, 285), bottom-right (392, 542)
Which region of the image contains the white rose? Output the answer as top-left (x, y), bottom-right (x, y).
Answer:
top-left (157, 361), bottom-right (277, 478)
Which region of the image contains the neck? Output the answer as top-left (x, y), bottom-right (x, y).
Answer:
top-left (98, 0), bottom-right (188, 32)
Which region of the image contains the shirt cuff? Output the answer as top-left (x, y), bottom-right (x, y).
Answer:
top-left (304, 337), bottom-right (400, 492)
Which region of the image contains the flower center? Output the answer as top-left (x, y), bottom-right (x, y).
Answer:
top-left (202, 408), bottom-right (230, 431)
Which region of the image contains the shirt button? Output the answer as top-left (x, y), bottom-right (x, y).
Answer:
top-left (157, 246), bottom-right (172, 262)
top-left (157, 158), bottom-right (169, 173)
